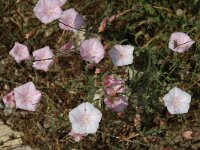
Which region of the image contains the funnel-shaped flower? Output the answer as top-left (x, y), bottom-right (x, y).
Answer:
top-left (59, 8), bottom-right (84, 32)
top-left (2, 91), bottom-right (16, 108)
top-left (14, 82), bottom-right (42, 111)
top-left (168, 32), bottom-right (195, 53)
top-left (9, 42), bottom-right (30, 63)
top-left (109, 45), bottom-right (134, 66)
top-left (163, 87), bottom-right (191, 114)
top-left (33, 0), bottom-right (63, 24)
top-left (33, 46), bottom-right (54, 72)
top-left (80, 38), bottom-right (105, 63)
top-left (69, 102), bottom-right (102, 134)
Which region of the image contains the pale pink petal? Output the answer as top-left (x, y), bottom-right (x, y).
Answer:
top-left (109, 45), bottom-right (134, 66)
top-left (163, 87), bottom-right (191, 114)
top-left (33, 46), bottom-right (54, 72)
top-left (167, 105), bottom-right (178, 114)
top-left (59, 8), bottom-right (84, 32)
top-left (80, 38), bottom-right (105, 63)
top-left (56, 0), bottom-right (67, 7)
top-left (89, 108), bottom-right (102, 122)
top-left (33, 0), bottom-right (63, 24)
top-left (14, 82), bottom-right (42, 111)
top-left (69, 102), bottom-right (102, 134)
top-left (9, 42), bottom-right (30, 63)
top-left (178, 103), bottom-right (190, 114)
top-left (69, 106), bottom-right (83, 124)
top-left (72, 122), bottom-right (85, 134)
top-left (85, 122), bottom-right (99, 134)
top-left (168, 32), bottom-right (195, 53)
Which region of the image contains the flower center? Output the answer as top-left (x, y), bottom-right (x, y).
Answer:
top-left (83, 114), bottom-right (90, 124)
top-left (68, 19), bottom-right (74, 27)
top-left (173, 97), bottom-right (180, 107)
top-left (48, 10), bottom-right (54, 15)
top-left (14, 48), bottom-right (24, 57)
top-left (119, 52), bottom-right (124, 58)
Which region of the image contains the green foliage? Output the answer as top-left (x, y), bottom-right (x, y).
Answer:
top-left (0, 0), bottom-right (200, 149)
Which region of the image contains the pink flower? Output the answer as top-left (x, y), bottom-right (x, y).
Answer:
top-left (104, 75), bottom-right (124, 96)
top-left (80, 38), bottom-right (105, 63)
top-left (2, 91), bottom-right (16, 108)
top-left (56, 0), bottom-right (67, 7)
top-left (14, 82), bottom-right (42, 111)
top-left (168, 32), bottom-right (195, 53)
top-left (33, 46), bottom-right (54, 72)
top-left (163, 87), bottom-right (191, 114)
top-left (68, 130), bottom-right (87, 142)
top-left (104, 95), bottom-right (128, 112)
top-left (9, 42), bottom-right (30, 63)
top-left (69, 102), bottom-right (102, 134)
top-left (59, 8), bottom-right (84, 32)
top-left (33, 0), bottom-right (63, 24)
top-left (109, 45), bottom-right (134, 66)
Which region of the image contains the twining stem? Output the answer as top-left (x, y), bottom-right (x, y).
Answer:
top-left (34, 48), bottom-right (76, 62)
top-left (174, 40), bottom-right (194, 49)
top-left (58, 20), bottom-right (85, 32)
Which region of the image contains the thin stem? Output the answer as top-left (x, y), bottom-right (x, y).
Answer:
top-left (34, 47), bottom-right (76, 62)
top-left (174, 40), bottom-right (194, 48)
top-left (58, 20), bottom-right (85, 32)
top-left (34, 57), bottom-right (53, 61)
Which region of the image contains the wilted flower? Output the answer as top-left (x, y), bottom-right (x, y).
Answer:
top-left (9, 42), bottom-right (30, 63)
top-left (80, 38), bottom-right (105, 63)
top-left (14, 82), bottom-right (42, 111)
top-left (56, 0), bottom-right (67, 7)
top-left (59, 8), bottom-right (84, 32)
top-left (104, 95), bottom-right (128, 112)
top-left (108, 15), bottom-right (116, 22)
top-left (69, 102), bottom-right (102, 134)
top-left (2, 91), bottom-right (16, 108)
top-left (182, 130), bottom-right (193, 140)
top-left (103, 75), bottom-right (124, 96)
top-left (109, 45), bottom-right (134, 66)
top-left (168, 32), bottom-right (195, 53)
top-left (98, 18), bottom-right (108, 33)
top-left (60, 40), bottom-right (74, 53)
top-left (98, 15), bottom-right (116, 33)
top-left (33, 46), bottom-right (54, 72)
top-left (33, 0), bottom-right (63, 24)
top-left (69, 129), bottom-right (87, 142)
top-left (163, 87), bottom-right (191, 114)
